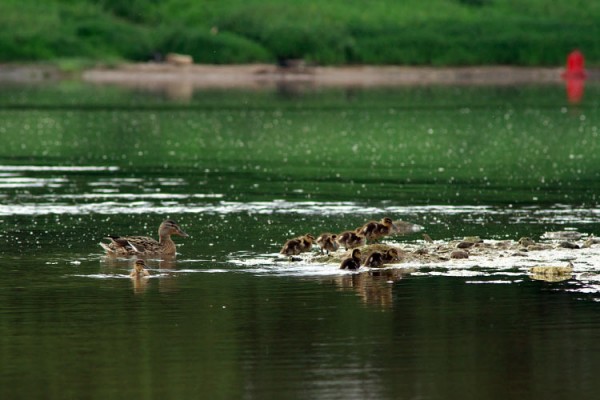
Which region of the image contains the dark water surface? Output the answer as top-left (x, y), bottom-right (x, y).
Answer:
top-left (1, 82), bottom-right (600, 399)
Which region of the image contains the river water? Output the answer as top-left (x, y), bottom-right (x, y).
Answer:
top-left (1, 81), bottom-right (600, 399)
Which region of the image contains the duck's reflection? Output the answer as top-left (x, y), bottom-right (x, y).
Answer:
top-left (156, 256), bottom-right (177, 270)
top-left (330, 268), bottom-right (415, 309)
top-left (131, 273), bottom-right (150, 294)
top-left (156, 256), bottom-right (179, 294)
top-left (529, 273), bottom-right (572, 283)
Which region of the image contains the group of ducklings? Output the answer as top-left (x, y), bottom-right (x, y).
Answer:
top-left (280, 217), bottom-right (402, 270)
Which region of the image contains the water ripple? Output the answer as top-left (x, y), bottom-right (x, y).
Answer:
top-left (0, 177), bottom-right (68, 188)
top-left (0, 165), bottom-right (119, 171)
top-left (1, 199), bottom-right (599, 224)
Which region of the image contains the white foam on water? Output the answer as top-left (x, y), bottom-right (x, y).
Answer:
top-left (0, 165), bottom-right (119, 171)
top-left (0, 177), bottom-right (68, 188)
top-left (415, 270), bottom-right (489, 277)
top-left (73, 272), bottom-right (171, 279)
top-left (223, 239), bottom-right (600, 297)
top-left (175, 269), bottom-right (230, 274)
top-left (3, 200), bottom-right (600, 221)
top-left (72, 273), bottom-right (130, 279)
top-left (41, 193), bottom-right (224, 200)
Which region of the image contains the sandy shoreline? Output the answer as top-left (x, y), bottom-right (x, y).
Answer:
top-left (1, 63), bottom-right (596, 89)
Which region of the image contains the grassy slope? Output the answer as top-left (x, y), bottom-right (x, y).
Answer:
top-left (1, 0), bottom-right (599, 66)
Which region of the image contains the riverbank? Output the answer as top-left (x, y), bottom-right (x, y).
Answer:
top-left (83, 64), bottom-right (572, 88)
top-left (1, 63), bottom-right (598, 90)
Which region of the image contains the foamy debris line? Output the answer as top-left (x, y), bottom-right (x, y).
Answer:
top-left (72, 273), bottom-right (170, 279)
top-left (1, 199), bottom-right (600, 219)
top-left (226, 238), bottom-right (600, 295)
top-left (0, 165), bottom-right (119, 172)
top-left (41, 193), bottom-right (224, 200)
top-left (0, 177), bottom-right (69, 189)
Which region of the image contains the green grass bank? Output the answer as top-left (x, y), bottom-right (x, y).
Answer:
top-left (2, 0), bottom-right (600, 67)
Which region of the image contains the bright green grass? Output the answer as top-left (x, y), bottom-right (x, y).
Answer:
top-left (1, 0), bottom-right (600, 66)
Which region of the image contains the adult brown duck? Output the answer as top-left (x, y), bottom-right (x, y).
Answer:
top-left (100, 220), bottom-right (188, 257)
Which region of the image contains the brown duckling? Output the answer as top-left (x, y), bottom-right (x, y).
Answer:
top-left (364, 251), bottom-right (384, 268)
top-left (382, 248), bottom-right (401, 263)
top-left (280, 238), bottom-right (303, 256)
top-left (340, 248), bottom-right (362, 270)
top-left (316, 233), bottom-right (339, 255)
top-left (280, 234), bottom-right (315, 257)
top-left (359, 246), bottom-right (402, 265)
top-left (359, 217), bottom-right (398, 242)
top-left (299, 234), bottom-right (316, 252)
top-left (100, 220), bottom-right (188, 257)
top-left (130, 259), bottom-right (150, 278)
top-left (337, 229), bottom-right (366, 251)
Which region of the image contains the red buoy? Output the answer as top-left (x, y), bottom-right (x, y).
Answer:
top-left (562, 49), bottom-right (586, 78)
top-left (562, 50), bottom-right (586, 103)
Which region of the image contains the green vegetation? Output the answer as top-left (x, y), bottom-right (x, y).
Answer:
top-left (1, 0), bottom-right (600, 66)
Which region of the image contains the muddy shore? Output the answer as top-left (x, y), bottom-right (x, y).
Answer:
top-left (1, 63), bottom-right (597, 89)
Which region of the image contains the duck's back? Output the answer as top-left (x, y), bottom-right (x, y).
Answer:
top-left (103, 235), bottom-right (160, 255)
top-left (281, 239), bottom-right (302, 255)
top-left (365, 252), bottom-right (384, 267)
top-left (340, 257), bottom-right (360, 270)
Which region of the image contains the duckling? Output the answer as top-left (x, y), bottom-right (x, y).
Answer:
top-left (130, 259), bottom-right (150, 278)
top-left (364, 251), bottom-right (384, 268)
top-left (316, 233), bottom-right (339, 255)
top-left (340, 248), bottom-right (362, 270)
top-left (337, 229), bottom-right (365, 250)
top-left (280, 234), bottom-right (315, 257)
top-left (100, 220), bottom-right (188, 257)
top-left (359, 217), bottom-right (398, 242)
top-left (280, 238), bottom-right (303, 257)
top-left (299, 234), bottom-right (316, 252)
top-left (382, 248), bottom-right (401, 263)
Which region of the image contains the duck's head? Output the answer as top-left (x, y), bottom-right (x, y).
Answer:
top-left (382, 217), bottom-right (398, 230)
top-left (352, 248), bottom-right (362, 259)
top-left (304, 234), bottom-right (316, 243)
top-left (159, 220), bottom-right (189, 238)
top-left (381, 217), bottom-right (393, 225)
top-left (386, 248), bottom-right (400, 260)
top-left (134, 259), bottom-right (146, 272)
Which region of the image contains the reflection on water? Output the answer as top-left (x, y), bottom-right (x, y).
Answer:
top-left (130, 274), bottom-right (150, 294)
top-left (330, 268), bottom-right (415, 308)
top-left (1, 83), bottom-right (600, 399)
